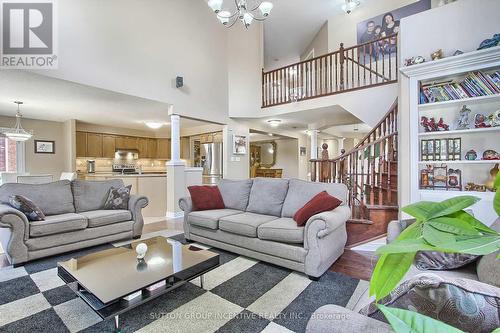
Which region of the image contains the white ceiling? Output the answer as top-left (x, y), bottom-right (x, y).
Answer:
top-left (321, 122), bottom-right (372, 139)
top-left (0, 71), bottom-right (213, 132)
top-left (264, 0), bottom-right (345, 67)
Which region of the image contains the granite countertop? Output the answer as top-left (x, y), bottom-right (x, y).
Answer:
top-left (80, 172), bottom-right (167, 178)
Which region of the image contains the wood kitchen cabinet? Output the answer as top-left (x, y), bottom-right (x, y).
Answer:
top-left (137, 138), bottom-right (149, 158)
top-left (213, 132), bottom-right (223, 143)
top-left (124, 136), bottom-right (138, 150)
top-left (102, 135), bottom-right (116, 158)
top-left (86, 133), bottom-right (103, 157)
top-left (147, 138), bottom-right (157, 159)
top-left (157, 138), bottom-right (170, 159)
top-left (76, 132), bottom-right (87, 157)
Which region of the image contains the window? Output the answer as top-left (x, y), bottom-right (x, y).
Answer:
top-left (0, 136), bottom-right (18, 172)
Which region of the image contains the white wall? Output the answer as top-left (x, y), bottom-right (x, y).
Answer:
top-left (32, 0), bottom-right (229, 123)
top-left (223, 120), bottom-right (250, 179)
top-left (254, 138), bottom-right (300, 179)
top-left (301, 21), bottom-right (329, 60)
top-left (398, 0), bottom-right (500, 208)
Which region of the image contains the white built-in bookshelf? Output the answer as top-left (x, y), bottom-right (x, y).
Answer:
top-left (401, 46), bottom-right (500, 225)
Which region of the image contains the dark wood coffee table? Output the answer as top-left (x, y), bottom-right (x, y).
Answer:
top-left (57, 237), bottom-right (219, 332)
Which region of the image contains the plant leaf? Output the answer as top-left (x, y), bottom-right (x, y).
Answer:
top-left (401, 201), bottom-right (437, 221)
top-left (370, 252), bottom-right (415, 301)
top-left (427, 196), bottom-right (480, 220)
top-left (439, 235), bottom-right (500, 255)
top-left (428, 217), bottom-right (481, 236)
top-left (443, 211), bottom-right (498, 235)
top-left (377, 304), bottom-right (465, 333)
top-left (376, 238), bottom-right (436, 255)
top-left (495, 190), bottom-right (500, 218)
top-left (494, 171), bottom-right (500, 188)
top-left (397, 220), bottom-right (424, 240)
top-left (423, 224), bottom-right (456, 246)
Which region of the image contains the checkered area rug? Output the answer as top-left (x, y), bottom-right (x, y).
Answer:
top-left (0, 230), bottom-right (365, 333)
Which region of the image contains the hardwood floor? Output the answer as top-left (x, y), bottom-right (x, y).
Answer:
top-left (0, 219), bottom-right (378, 281)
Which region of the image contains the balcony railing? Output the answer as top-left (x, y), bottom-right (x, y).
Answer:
top-left (262, 34), bottom-right (398, 108)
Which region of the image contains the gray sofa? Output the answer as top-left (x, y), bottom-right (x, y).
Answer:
top-left (0, 179), bottom-right (148, 266)
top-left (306, 218), bottom-right (500, 333)
top-left (179, 178), bottom-right (351, 279)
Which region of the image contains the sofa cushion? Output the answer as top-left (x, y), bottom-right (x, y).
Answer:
top-left (0, 180), bottom-right (75, 216)
top-left (258, 218), bottom-right (304, 244)
top-left (79, 210), bottom-right (132, 228)
top-left (414, 251), bottom-right (479, 270)
top-left (246, 178), bottom-right (289, 217)
top-left (188, 185), bottom-right (225, 211)
top-left (72, 179), bottom-right (124, 213)
top-left (293, 191), bottom-right (342, 226)
top-left (219, 212), bottom-right (278, 237)
top-left (29, 213), bottom-right (87, 237)
top-left (104, 185), bottom-right (132, 210)
top-left (188, 209), bottom-right (241, 230)
top-left (360, 273), bottom-right (500, 333)
top-left (9, 194), bottom-right (45, 221)
top-left (218, 179), bottom-right (253, 211)
top-left (281, 179), bottom-right (348, 218)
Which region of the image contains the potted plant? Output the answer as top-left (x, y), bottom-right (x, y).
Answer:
top-left (370, 172), bottom-right (500, 332)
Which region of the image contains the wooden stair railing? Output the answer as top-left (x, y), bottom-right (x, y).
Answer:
top-left (310, 99), bottom-right (398, 226)
top-left (262, 34), bottom-right (398, 108)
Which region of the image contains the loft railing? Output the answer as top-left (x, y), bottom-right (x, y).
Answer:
top-left (262, 34), bottom-right (398, 108)
top-left (310, 99), bottom-right (398, 222)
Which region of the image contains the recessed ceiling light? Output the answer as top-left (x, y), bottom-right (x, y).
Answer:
top-left (268, 133), bottom-right (274, 136)
top-left (145, 122), bottom-right (165, 129)
top-left (267, 119), bottom-right (281, 127)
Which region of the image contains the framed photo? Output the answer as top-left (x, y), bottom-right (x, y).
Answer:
top-left (232, 135), bottom-right (247, 155)
top-left (34, 140), bottom-right (55, 154)
top-left (300, 146), bottom-right (307, 156)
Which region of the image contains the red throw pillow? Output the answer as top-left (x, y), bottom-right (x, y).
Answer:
top-left (188, 185), bottom-right (225, 211)
top-left (293, 191), bottom-right (342, 226)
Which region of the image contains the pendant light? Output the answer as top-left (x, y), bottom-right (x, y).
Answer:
top-left (4, 101), bottom-right (33, 142)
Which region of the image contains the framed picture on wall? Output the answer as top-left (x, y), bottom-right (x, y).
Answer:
top-left (34, 140), bottom-right (55, 154)
top-left (232, 135), bottom-right (247, 155)
top-left (300, 146), bottom-right (307, 156)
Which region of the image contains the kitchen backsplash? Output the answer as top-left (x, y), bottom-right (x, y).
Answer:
top-left (76, 158), bottom-right (184, 173)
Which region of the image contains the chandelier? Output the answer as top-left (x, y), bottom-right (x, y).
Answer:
top-left (3, 101), bottom-right (33, 142)
top-left (342, 0), bottom-right (360, 14)
top-left (207, 0), bottom-right (274, 28)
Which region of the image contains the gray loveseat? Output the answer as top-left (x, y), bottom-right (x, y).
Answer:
top-left (0, 179), bottom-right (148, 266)
top-left (179, 178), bottom-right (351, 279)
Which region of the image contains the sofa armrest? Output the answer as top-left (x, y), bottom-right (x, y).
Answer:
top-left (128, 195), bottom-right (148, 237)
top-left (179, 197), bottom-right (193, 213)
top-left (304, 206), bottom-right (351, 248)
top-left (0, 203), bottom-right (29, 241)
top-left (386, 218), bottom-right (416, 243)
top-left (306, 305), bottom-right (393, 333)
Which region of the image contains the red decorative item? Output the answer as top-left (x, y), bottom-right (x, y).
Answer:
top-left (436, 118), bottom-right (449, 131)
top-left (293, 191), bottom-right (342, 226)
top-left (187, 186), bottom-right (225, 211)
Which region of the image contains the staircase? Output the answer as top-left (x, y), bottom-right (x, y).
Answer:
top-left (310, 100), bottom-right (399, 247)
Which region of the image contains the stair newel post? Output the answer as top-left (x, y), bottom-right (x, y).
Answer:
top-left (339, 43), bottom-right (345, 90)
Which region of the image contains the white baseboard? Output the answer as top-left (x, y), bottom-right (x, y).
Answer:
top-left (351, 236), bottom-right (387, 252)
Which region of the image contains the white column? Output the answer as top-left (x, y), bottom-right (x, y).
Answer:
top-left (310, 130), bottom-right (319, 159)
top-left (338, 137), bottom-right (345, 155)
top-left (170, 114), bottom-right (181, 163)
top-left (166, 112), bottom-right (186, 219)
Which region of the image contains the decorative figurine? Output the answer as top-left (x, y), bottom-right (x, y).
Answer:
top-left (477, 33), bottom-right (500, 50)
top-left (485, 164), bottom-right (499, 191)
top-left (404, 56), bottom-right (425, 66)
top-left (447, 168), bottom-right (461, 190)
top-left (421, 116), bottom-right (433, 132)
top-left (475, 113), bottom-right (491, 128)
top-left (456, 105), bottom-right (471, 130)
top-left (452, 50), bottom-right (464, 56)
top-left (465, 149), bottom-right (477, 161)
top-left (135, 242), bottom-right (148, 260)
top-left (436, 118), bottom-right (449, 131)
top-left (465, 182), bottom-right (487, 192)
top-left (430, 49), bottom-right (443, 60)
top-left (482, 150), bottom-right (500, 160)
top-left (488, 109), bottom-right (500, 127)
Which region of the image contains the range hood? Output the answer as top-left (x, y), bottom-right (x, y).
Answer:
top-left (114, 149), bottom-right (139, 160)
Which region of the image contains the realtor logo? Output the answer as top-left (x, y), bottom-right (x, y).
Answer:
top-left (1, 0), bottom-right (57, 69)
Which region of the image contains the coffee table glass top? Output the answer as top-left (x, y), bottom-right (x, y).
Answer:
top-left (58, 237), bottom-right (218, 304)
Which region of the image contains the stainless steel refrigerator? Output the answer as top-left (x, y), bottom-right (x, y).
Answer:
top-left (200, 142), bottom-right (223, 184)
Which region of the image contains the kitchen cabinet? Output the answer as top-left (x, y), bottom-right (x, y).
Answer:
top-left (137, 138), bottom-right (149, 158)
top-left (147, 138), bottom-right (157, 159)
top-left (76, 132), bottom-right (87, 157)
top-left (213, 132), bottom-right (223, 143)
top-left (102, 135), bottom-right (116, 158)
top-left (115, 136), bottom-right (126, 150)
top-left (157, 138), bottom-right (170, 159)
top-left (86, 133), bottom-right (103, 157)
top-left (124, 136), bottom-right (138, 150)
top-left (200, 133), bottom-right (213, 144)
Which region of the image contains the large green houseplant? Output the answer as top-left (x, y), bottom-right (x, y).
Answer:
top-left (369, 172), bottom-right (500, 332)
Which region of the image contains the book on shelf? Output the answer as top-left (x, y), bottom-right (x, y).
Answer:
top-left (420, 70), bottom-right (500, 104)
